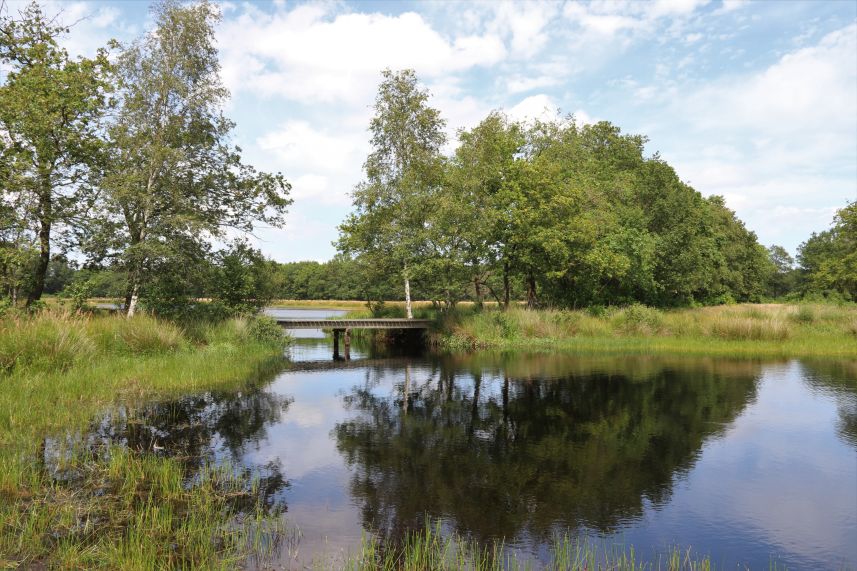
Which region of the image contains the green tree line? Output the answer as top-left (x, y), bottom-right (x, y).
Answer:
top-left (2, 9), bottom-right (853, 313)
top-left (338, 69), bottom-right (856, 309)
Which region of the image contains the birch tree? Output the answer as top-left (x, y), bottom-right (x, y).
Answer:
top-left (100, 0), bottom-right (290, 316)
top-left (338, 69), bottom-right (446, 318)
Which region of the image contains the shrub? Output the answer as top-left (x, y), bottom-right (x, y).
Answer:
top-left (612, 303), bottom-right (664, 335)
top-left (247, 315), bottom-right (290, 349)
top-left (61, 280), bottom-right (94, 313)
top-left (586, 305), bottom-right (608, 319)
top-left (491, 312), bottom-right (519, 339)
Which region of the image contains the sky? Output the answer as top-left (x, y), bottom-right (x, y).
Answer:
top-left (10, 0), bottom-right (857, 262)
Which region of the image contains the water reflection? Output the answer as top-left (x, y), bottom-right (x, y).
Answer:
top-left (334, 355), bottom-right (762, 542)
top-left (75, 363), bottom-right (294, 512)
top-left (65, 332), bottom-right (857, 569)
top-left (802, 359), bottom-right (857, 447)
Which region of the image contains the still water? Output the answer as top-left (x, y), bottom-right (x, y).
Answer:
top-left (92, 311), bottom-right (857, 569)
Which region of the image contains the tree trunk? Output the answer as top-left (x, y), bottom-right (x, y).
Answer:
top-left (124, 230), bottom-right (145, 317)
top-left (526, 273), bottom-right (537, 309)
top-left (473, 275), bottom-right (483, 308)
top-left (126, 281), bottom-right (140, 317)
top-left (125, 258), bottom-right (142, 317)
top-left (404, 268), bottom-right (413, 319)
top-left (503, 261), bottom-right (510, 309)
top-left (26, 212), bottom-right (51, 306)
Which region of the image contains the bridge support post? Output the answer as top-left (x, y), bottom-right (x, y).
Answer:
top-left (333, 329), bottom-right (341, 360)
top-left (343, 328), bottom-right (351, 361)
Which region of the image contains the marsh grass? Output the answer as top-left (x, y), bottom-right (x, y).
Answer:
top-left (433, 304), bottom-right (857, 358)
top-left (346, 523), bottom-right (714, 571)
top-left (0, 310), bottom-right (288, 569)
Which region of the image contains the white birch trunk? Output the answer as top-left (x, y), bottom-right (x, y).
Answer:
top-left (127, 283), bottom-right (139, 317)
top-left (404, 276), bottom-right (413, 319)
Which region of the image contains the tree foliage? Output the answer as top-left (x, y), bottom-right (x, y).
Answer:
top-left (338, 69), bottom-right (446, 317)
top-left (339, 71), bottom-right (778, 309)
top-left (96, 0), bottom-right (291, 316)
top-left (798, 201), bottom-right (857, 300)
top-left (0, 1), bottom-right (110, 304)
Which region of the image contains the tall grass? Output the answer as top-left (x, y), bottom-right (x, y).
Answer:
top-left (0, 309), bottom-right (288, 569)
top-left (433, 304), bottom-right (857, 358)
top-left (346, 522), bottom-right (715, 571)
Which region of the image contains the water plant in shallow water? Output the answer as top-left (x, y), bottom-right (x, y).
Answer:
top-left (344, 521), bottom-right (715, 570)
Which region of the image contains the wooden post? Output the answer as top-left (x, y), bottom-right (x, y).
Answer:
top-left (333, 329), bottom-right (341, 360)
top-left (343, 328), bottom-right (351, 361)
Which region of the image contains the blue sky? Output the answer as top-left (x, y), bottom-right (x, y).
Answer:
top-left (18, 0), bottom-right (857, 262)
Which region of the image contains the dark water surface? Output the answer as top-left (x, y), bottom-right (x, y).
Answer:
top-left (92, 313), bottom-right (857, 569)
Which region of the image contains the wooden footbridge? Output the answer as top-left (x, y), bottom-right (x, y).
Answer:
top-left (275, 318), bottom-right (432, 360)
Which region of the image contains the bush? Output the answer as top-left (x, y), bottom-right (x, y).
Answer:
top-left (60, 280), bottom-right (94, 313)
top-left (0, 298), bottom-right (12, 318)
top-left (586, 305), bottom-right (608, 319)
top-left (491, 312), bottom-right (519, 339)
top-left (247, 315), bottom-right (290, 349)
top-left (612, 303), bottom-right (664, 335)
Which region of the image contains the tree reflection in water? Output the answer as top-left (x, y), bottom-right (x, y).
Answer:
top-left (78, 377), bottom-right (293, 513)
top-left (334, 354), bottom-right (764, 544)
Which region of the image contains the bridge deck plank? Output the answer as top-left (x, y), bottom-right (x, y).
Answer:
top-left (275, 319), bottom-right (432, 329)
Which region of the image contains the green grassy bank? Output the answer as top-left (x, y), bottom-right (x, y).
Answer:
top-left (0, 311), bottom-right (288, 569)
top-left (429, 303), bottom-right (857, 359)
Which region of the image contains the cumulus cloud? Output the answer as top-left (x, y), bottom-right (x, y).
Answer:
top-left (656, 23), bottom-right (857, 250)
top-left (217, 4), bottom-right (506, 105)
top-left (507, 94), bottom-right (560, 122)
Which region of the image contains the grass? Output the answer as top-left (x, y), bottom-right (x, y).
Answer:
top-left (343, 522), bottom-right (717, 571)
top-left (430, 303), bottom-right (857, 359)
top-left (0, 310), bottom-right (289, 569)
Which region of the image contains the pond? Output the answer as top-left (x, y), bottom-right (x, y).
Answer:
top-left (85, 310), bottom-right (857, 569)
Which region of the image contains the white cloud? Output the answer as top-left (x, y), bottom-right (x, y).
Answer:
top-left (654, 23), bottom-right (857, 250)
top-left (682, 24), bottom-right (856, 136)
top-left (487, 1), bottom-right (559, 58)
top-left (562, 0), bottom-right (710, 37)
top-left (218, 4), bottom-right (506, 105)
top-left (507, 94), bottom-right (560, 123)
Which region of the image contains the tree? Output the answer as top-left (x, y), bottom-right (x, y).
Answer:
top-left (767, 245), bottom-right (795, 298)
top-left (0, 1), bottom-right (110, 304)
top-left (448, 112), bottom-right (526, 307)
top-left (210, 239), bottom-right (278, 313)
top-left (338, 69), bottom-right (446, 318)
top-left (799, 201), bottom-right (857, 299)
top-left (98, 0), bottom-right (290, 316)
